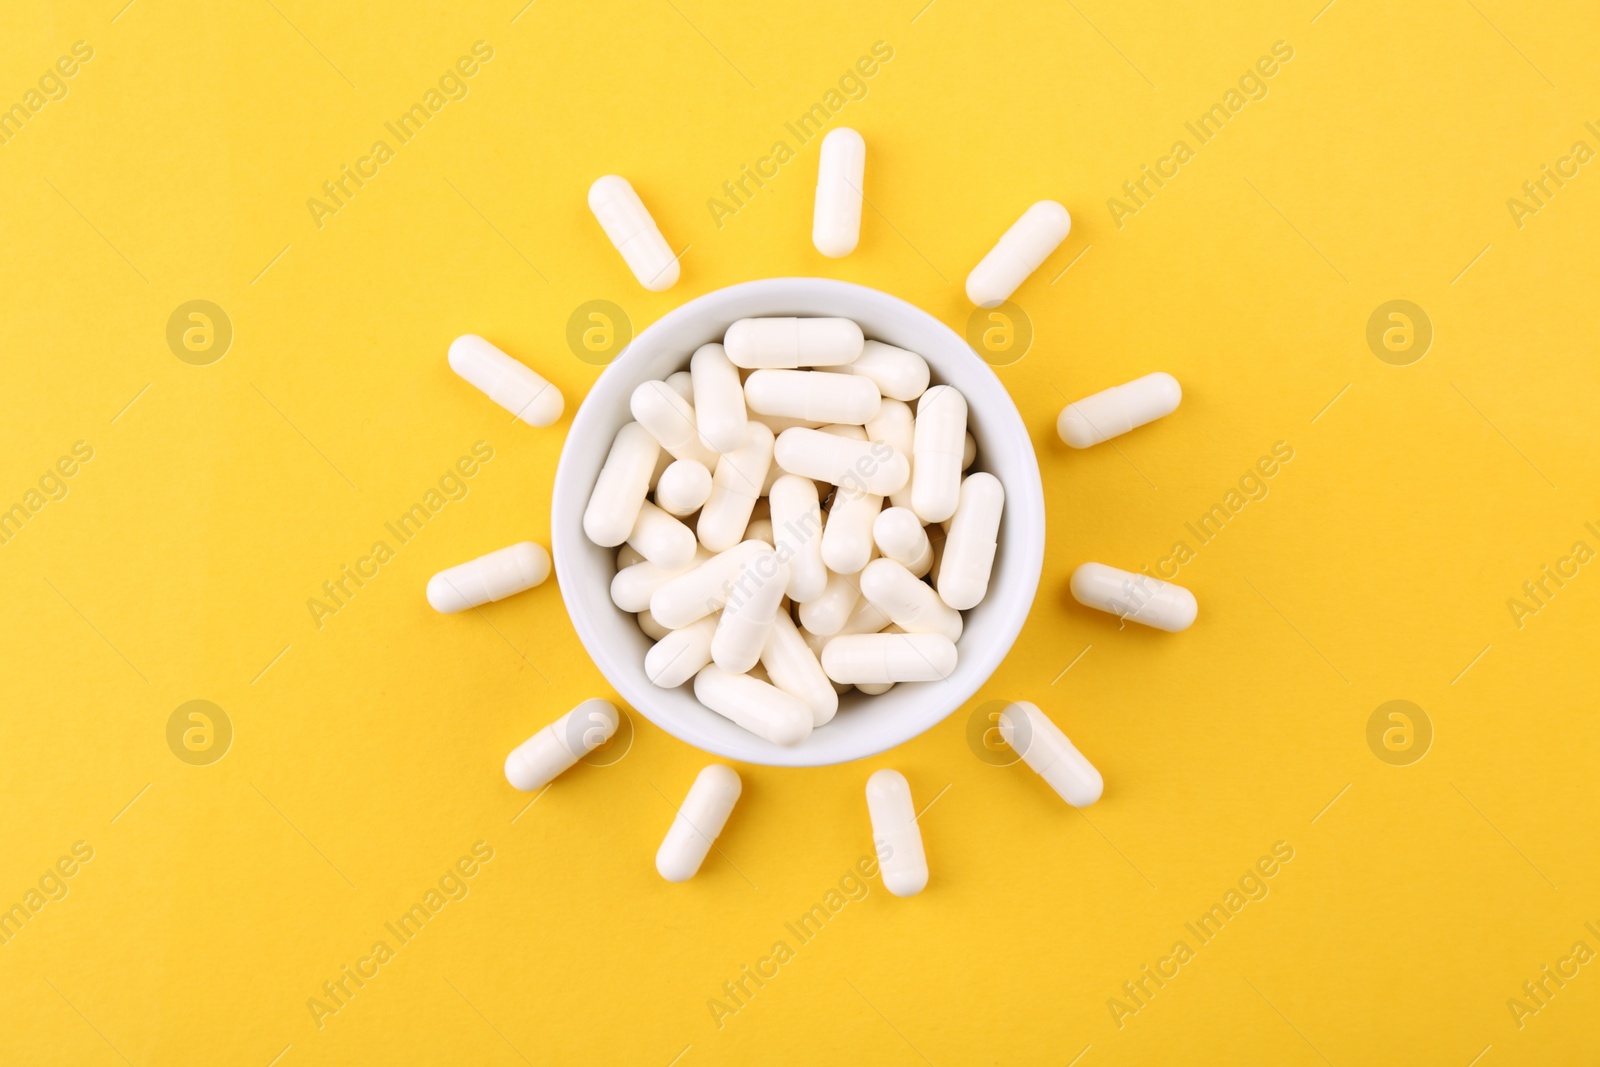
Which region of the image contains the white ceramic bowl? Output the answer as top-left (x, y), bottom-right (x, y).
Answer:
top-left (551, 278), bottom-right (1045, 767)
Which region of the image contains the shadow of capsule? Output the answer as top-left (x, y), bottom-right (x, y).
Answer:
top-left (166, 700), bottom-right (233, 765)
top-left (1366, 699), bottom-right (1432, 766)
top-left (166, 300), bottom-right (233, 366)
top-left (567, 300), bottom-right (632, 366)
top-left (965, 699), bottom-right (1025, 767)
top-left (1366, 300), bottom-right (1431, 366)
top-left (965, 301), bottom-right (1033, 367)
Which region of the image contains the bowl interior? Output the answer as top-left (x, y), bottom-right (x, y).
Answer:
top-left (552, 278), bottom-right (1045, 767)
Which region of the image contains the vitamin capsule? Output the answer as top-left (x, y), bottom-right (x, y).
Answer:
top-left (711, 548), bottom-right (788, 673)
top-left (664, 370), bottom-right (695, 404)
top-left (836, 590), bottom-right (892, 637)
top-left (626, 500), bottom-right (697, 570)
top-left (504, 698), bottom-right (619, 791)
top-left (744, 518), bottom-right (774, 545)
top-left (937, 473), bottom-right (1004, 611)
top-left (617, 544), bottom-right (645, 569)
top-left (836, 341), bottom-right (930, 402)
top-left (813, 127), bottom-right (865, 257)
top-left (428, 541), bottom-right (550, 612)
top-left (860, 558), bottom-right (963, 641)
top-left (865, 769), bottom-right (928, 897)
top-left (584, 422), bottom-right (660, 548)
top-left (761, 611), bottom-right (839, 726)
top-left (651, 539), bottom-right (771, 629)
top-left (773, 426), bottom-right (908, 497)
top-left (447, 335), bottom-right (564, 427)
top-left (645, 615), bottom-right (718, 688)
top-left (1057, 372), bottom-right (1182, 448)
top-left (588, 175), bottom-right (679, 291)
top-left (698, 423), bottom-right (774, 552)
top-left (637, 609), bottom-right (671, 641)
top-left (821, 487), bottom-right (882, 575)
top-left (630, 380), bottom-right (721, 469)
top-left (965, 200), bottom-right (1071, 308)
top-left (748, 412), bottom-right (825, 436)
top-left (654, 459), bottom-right (713, 517)
top-left (858, 681), bottom-right (895, 695)
top-left (797, 566), bottom-right (862, 637)
top-left (656, 764), bottom-right (742, 882)
top-left (962, 432), bottom-right (977, 470)
top-left (998, 701), bottom-right (1103, 806)
top-left (911, 386), bottom-right (968, 523)
top-left (872, 507), bottom-right (933, 577)
top-left (745, 369), bottom-right (881, 426)
top-left (865, 399), bottom-right (916, 510)
top-left (1070, 562), bottom-right (1197, 632)
top-left (693, 666), bottom-right (813, 746)
top-left (822, 632), bottom-right (958, 685)
top-left (724, 317), bottom-right (864, 369)
top-left (768, 475), bottom-right (827, 603)
top-left (610, 549), bottom-right (706, 612)
top-left (689, 343), bottom-right (749, 454)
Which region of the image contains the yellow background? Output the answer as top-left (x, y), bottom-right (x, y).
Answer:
top-left (3, 0), bottom-right (1598, 1063)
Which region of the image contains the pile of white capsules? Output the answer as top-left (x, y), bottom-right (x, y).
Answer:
top-left (582, 316), bottom-right (1001, 749)
top-left (424, 125), bottom-right (1200, 893)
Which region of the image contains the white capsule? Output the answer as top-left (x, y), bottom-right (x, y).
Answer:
top-left (698, 422), bottom-right (774, 552)
top-left (693, 666), bottom-right (813, 746)
top-left (447, 335), bottom-right (563, 427)
top-left (724, 317), bottom-right (864, 369)
top-left (617, 544), bottom-right (645, 569)
top-left (872, 507), bottom-right (933, 577)
top-left (744, 518), bottom-right (774, 545)
top-left (835, 341), bottom-right (930, 402)
top-left (748, 411), bottom-right (825, 435)
top-left (860, 558), bottom-right (962, 642)
top-left (655, 459), bottom-right (713, 518)
top-left (768, 475), bottom-right (827, 603)
top-left (651, 540), bottom-right (772, 629)
top-left (761, 610), bottom-right (839, 726)
top-left (911, 386), bottom-right (968, 523)
top-left (504, 698), bottom-right (619, 791)
top-left (664, 370), bottom-right (694, 403)
top-left (711, 548), bottom-right (788, 673)
top-left (966, 200), bottom-right (1072, 308)
top-left (689, 343), bottom-right (749, 454)
top-left (610, 549), bottom-right (707, 612)
top-left (656, 764), bottom-right (741, 882)
top-left (745, 369), bottom-right (882, 426)
top-left (630, 379), bottom-right (720, 469)
top-left (625, 500), bottom-right (697, 569)
top-left (962, 432), bottom-right (977, 470)
top-left (584, 422), bottom-right (660, 548)
top-left (937, 473), bottom-right (1004, 611)
top-left (865, 769), bottom-right (928, 897)
top-left (773, 426), bottom-right (908, 497)
top-left (798, 566), bottom-right (862, 637)
top-left (645, 614), bottom-right (718, 688)
top-left (588, 175), bottom-right (679, 291)
top-left (813, 127), bottom-right (865, 257)
top-left (998, 701), bottom-right (1103, 806)
top-left (637, 609), bottom-right (671, 641)
top-left (428, 542), bottom-right (549, 612)
top-left (822, 632), bottom-right (958, 685)
top-left (1057, 372), bottom-right (1182, 448)
top-left (865, 398), bottom-right (917, 510)
top-left (1071, 562), bottom-right (1197, 632)
top-left (822, 486), bottom-right (882, 575)
top-left (836, 588), bottom-right (892, 637)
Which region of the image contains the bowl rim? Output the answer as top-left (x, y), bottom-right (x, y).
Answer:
top-left (551, 276), bottom-right (1045, 767)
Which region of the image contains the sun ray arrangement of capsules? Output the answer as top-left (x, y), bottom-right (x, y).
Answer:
top-left (427, 128), bottom-right (1191, 893)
